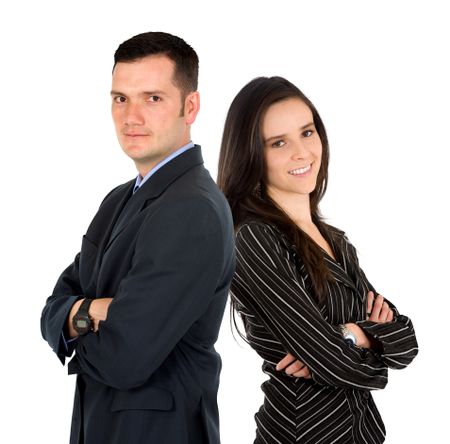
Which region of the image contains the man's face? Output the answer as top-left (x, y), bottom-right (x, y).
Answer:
top-left (111, 55), bottom-right (197, 176)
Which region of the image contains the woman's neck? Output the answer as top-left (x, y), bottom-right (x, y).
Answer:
top-left (266, 186), bottom-right (335, 259)
top-left (266, 187), bottom-right (313, 227)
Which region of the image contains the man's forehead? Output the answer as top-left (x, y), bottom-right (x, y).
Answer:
top-left (113, 54), bottom-right (174, 75)
top-left (112, 55), bottom-right (176, 90)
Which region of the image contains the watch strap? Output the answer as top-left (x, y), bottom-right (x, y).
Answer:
top-left (77, 298), bottom-right (94, 316)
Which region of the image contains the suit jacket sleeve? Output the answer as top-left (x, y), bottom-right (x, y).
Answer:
top-left (41, 187), bottom-right (120, 364)
top-left (233, 222), bottom-right (391, 390)
top-left (68, 197), bottom-right (225, 390)
top-left (40, 252), bottom-right (83, 364)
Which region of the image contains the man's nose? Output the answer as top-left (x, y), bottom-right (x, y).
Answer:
top-left (124, 102), bottom-right (145, 126)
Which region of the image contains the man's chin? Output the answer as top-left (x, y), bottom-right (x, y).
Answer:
top-left (122, 145), bottom-right (153, 160)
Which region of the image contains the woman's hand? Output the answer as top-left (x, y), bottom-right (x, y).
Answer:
top-left (276, 353), bottom-right (312, 378)
top-left (366, 291), bottom-right (394, 323)
top-left (343, 291), bottom-right (394, 349)
top-left (275, 291), bottom-right (395, 370)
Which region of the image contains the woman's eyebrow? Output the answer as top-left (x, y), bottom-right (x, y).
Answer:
top-left (264, 122), bottom-right (315, 143)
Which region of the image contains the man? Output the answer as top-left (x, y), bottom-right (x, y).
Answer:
top-left (41, 32), bottom-right (235, 444)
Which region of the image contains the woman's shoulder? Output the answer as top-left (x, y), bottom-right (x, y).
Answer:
top-left (323, 223), bottom-right (348, 242)
top-left (236, 219), bottom-right (283, 239)
top-left (323, 222), bottom-right (358, 255)
top-left (235, 219), bottom-right (296, 254)
top-left (236, 218), bottom-right (356, 253)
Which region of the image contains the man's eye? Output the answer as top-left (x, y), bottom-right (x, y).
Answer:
top-left (272, 140), bottom-right (286, 148)
top-left (113, 96), bottom-right (126, 103)
top-left (148, 96), bottom-right (161, 102)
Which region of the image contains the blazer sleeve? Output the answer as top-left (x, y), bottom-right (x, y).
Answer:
top-left (40, 252), bottom-right (84, 364)
top-left (350, 243), bottom-right (419, 369)
top-left (68, 197), bottom-right (226, 390)
top-left (41, 186), bottom-right (121, 364)
top-left (233, 222), bottom-right (389, 390)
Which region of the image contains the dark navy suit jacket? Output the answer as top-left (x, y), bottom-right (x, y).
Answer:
top-left (41, 146), bottom-right (235, 444)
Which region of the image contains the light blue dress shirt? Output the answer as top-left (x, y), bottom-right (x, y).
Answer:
top-left (133, 141), bottom-right (195, 193)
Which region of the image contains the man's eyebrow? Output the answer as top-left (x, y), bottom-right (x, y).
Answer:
top-left (142, 90), bottom-right (166, 96)
top-left (110, 90), bottom-right (166, 96)
top-left (264, 122), bottom-right (315, 143)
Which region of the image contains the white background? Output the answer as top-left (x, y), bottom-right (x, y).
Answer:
top-left (1, 1), bottom-right (448, 443)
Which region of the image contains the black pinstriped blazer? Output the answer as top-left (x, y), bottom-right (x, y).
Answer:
top-left (232, 220), bottom-right (418, 444)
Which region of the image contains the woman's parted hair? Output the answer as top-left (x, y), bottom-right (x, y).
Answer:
top-left (218, 76), bottom-right (333, 305)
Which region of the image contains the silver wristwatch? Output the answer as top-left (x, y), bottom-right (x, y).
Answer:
top-left (339, 325), bottom-right (357, 346)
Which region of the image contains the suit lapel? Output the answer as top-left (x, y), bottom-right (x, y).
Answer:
top-left (104, 145), bottom-right (204, 252)
top-left (81, 180), bottom-right (134, 297)
top-left (98, 181), bottom-right (135, 250)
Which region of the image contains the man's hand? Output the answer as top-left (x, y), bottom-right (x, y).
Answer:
top-left (276, 353), bottom-right (312, 378)
top-left (67, 297), bottom-right (113, 338)
top-left (89, 298), bottom-right (113, 332)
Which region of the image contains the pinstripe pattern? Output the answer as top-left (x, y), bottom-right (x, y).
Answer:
top-left (232, 221), bottom-right (418, 443)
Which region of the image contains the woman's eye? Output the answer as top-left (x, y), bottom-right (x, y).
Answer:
top-left (303, 129), bottom-right (314, 137)
top-left (272, 140), bottom-right (286, 148)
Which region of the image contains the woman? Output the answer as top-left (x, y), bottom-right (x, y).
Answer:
top-left (218, 77), bottom-right (418, 443)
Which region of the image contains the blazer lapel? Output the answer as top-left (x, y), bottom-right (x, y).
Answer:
top-left (104, 145), bottom-right (204, 252)
top-left (327, 234), bottom-right (365, 301)
top-left (81, 180), bottom-right (134, 297)
top-left (324, 255), bottom-right (358, 292)
top-left (98, 181), bottom-right (135, 249)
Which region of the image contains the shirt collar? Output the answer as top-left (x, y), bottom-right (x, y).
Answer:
top-left (134, 141), bottom-right (195, 193)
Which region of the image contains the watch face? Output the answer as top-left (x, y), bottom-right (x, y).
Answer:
top-left (344, 337), bottom-right (356, 346)
top-left (73, 314), bottom-right (91, 335)
top-left (76, 319), bottom-right (89, 329)
top-left (345, 333), bottom-right (357, 346)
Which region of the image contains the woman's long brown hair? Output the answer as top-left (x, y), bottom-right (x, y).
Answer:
top-left (218, 76), bottom-right (335, 307)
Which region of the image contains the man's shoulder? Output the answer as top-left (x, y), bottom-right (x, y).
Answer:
top-left (105, 179), bottom-right (135, 198)
top-left (147, 171), bottom-right (232, 235)
top-left (155, 188), bottom-right (228, 224)
top-left (99, 179), bottom-right (134, 206)
top-left (171, 161), bottom-right (214, 189)
top-left (165, 165), bottom-right (228, 210)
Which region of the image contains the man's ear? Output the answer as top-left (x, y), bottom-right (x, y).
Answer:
top-left (184, 91), bottom-right (200, 125)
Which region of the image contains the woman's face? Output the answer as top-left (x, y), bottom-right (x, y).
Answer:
top-left (262, 98), bottom-right (322, 202)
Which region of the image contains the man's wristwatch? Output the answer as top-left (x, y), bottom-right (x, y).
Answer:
top-left (72, 298), bottom-right (94, 335)
top-left (339, 324), bottom-right (357, 346)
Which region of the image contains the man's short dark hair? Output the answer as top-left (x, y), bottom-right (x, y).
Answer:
top-left (114, 32), bottom-right (199, 96)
